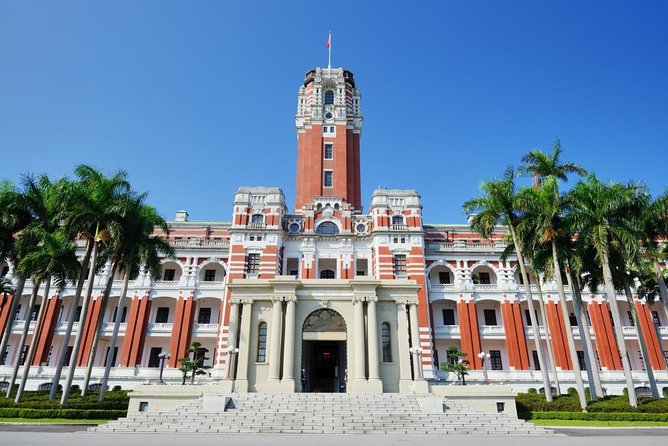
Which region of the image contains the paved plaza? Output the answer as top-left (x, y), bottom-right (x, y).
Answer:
top-left (1, 425), bottom-right (668, 446)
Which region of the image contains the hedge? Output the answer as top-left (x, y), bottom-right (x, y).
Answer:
top-left (516, 393), bottom-right (668, 414)
top-left (0, 390), bottom-right (129, 411)
top-left (0, 408), bottom-right (126, 420)
top-left (519, 411), bottom-right (668, 422)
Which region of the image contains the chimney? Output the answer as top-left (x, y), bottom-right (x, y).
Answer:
top-left (175, 210), bottom-right (189, 222)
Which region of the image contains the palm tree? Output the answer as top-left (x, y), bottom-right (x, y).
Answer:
top-left (98, 196), bottom-right (173, 400)
top-left (463, 166), bottom-right (554, 402)
top-left (51, 165), bottom-right (131, 404)
top-left (567, 176), bottom-right (646, 407)
top-left (0, 277), bottom-right (13, 307)
top-left (638, 192), bottom-right (668, 318)
top-left (14, 228), bottom-right (79, 402)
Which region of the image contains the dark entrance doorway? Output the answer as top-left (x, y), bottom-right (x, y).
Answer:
top-left (301, 308), bottom-right (348, 393)
top-left (301, 341), bottom-right (346, 392)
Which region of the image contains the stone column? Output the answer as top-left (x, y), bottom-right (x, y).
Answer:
top-left (396, 302), bottom-right (413, 392)
top-left (353, 296), bottom-right (366, 381)
top-left (235, 299), bottom-right (253, 391)
top-left (226, 300), bottom-right (240, 380)
top-left (367, 296), bottom-right (380, 380)
top-left (282, 296), bottom-right (297, 384)
top-left (408, 303), bottom-right (421, 379)
top-left (267, 296), bottom-right (284, 383)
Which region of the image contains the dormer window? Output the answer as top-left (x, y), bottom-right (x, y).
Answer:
top-left (315, 221), bottom-right (339, 236)
top-left (324, 90), bottom-right (334, 105)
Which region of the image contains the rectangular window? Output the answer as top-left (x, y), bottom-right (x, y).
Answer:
top-left (15, 304), bottom-right (22, 320)
top-left (478, 272), bottom-right (491, 284)
top-left (577, 350), bottom-right (586, 370)
top-left (324, 170), bottom-right (333, 187)
top-left (163, 268), bottom-right (175, 281)
top-left (438, 271), bottom-right (451, 284)
top-left (627, 311), bottom-right (635, 326)
top-left (148, 348), bottom-right (162, 368)
top-left (652, 311), bottom-right (661, 326)
top-left (155, 307), bottom-right (169, 323)
top-left (381, 323), bottom-right (392, 362)
top-left (664, 351), bottom-right (668, 368)
top-left (569, 313), bottom-right (578, 327)
top-left (18, 345), bottom-right (28, 366)
top-left (203, 269), bottom-right (216, 281)
top-left (356, 259), bottom-right (368, 277)
top-left (246, 253), bottom-right (260, 276)
top-left (442, 308), bottom-right (455, 325)
top-left (75, 306), bottom-right (82, 322)
top-left (483, 309), bottom-right (497, 326)
top-left (63, 346), bottom-right (74, 366)
top-left (257, 323), bottom-right (267, 362)
top-left (1, 345), bottom-right (9, 365)
top-left (31, 305), bottom-right (40, 321)
top-left (638, 351), bottom-right (646, 371)
top-left (104, 347), bottom-right (119, 367)
top-left (525, 309), bottom-right (532, 326)
top-left (532, 350), bottom-right (541, 370)
top-left (112, 306), bottom-right (128, 323)
top-left (324, 143), bottom-right (333, 160)
top-left (393, 255), bottom-right (407, 278)
top-left (490, 350), bottom-right (502, 370)
top-left (198, 308), bottom-right (212, 324)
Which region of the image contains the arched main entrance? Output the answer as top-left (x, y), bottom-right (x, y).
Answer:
top-left (301, 308), bottom-right (347, 393)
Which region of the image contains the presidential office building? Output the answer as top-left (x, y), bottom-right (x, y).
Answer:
top-left (1, 66), bottom-right (667, 394)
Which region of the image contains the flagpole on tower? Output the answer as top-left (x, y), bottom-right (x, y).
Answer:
top-left (327, 31), bottom-right (332, 70)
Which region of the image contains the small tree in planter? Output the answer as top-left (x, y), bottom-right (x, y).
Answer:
top-left (178, 341), bottom-right (211, 385)
top-left (440, 345), bottom-right (470, 385)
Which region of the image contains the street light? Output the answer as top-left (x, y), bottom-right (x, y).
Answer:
top-left (225, 346), bottom-right (239, 380)
top-left (409, 346), bottom-right (424, 381)
top-left (477, 351), bottom-right (491, 384)
top-left (158, 351), bottom-right (171, 385)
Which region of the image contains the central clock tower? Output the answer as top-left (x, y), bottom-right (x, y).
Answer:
top-left (294, 67), bottom-right (363, 212)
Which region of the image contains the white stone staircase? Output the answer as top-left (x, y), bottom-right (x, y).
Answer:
top-left (92, 393), bottom-right (552, 435)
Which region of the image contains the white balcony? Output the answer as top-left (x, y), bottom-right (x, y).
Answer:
top-left (473, 283), bottom-right (498, 292)
top-left (192, 323), bottom-right (219, 337)
top-left (147, 323), bottom-right (173, 334)
top-left (425, 240), bottom-right (507, 252)
top-left (55, 321), bottom-right (80, 333)
top-left (198, 281), bottom-right (226, 289)
top-left (171, 239), bottom-right (230, 248)
top-left (479, 325), bottom-right (505, 338)
top-left (101, 322), bottom-right (128, 335)
top-left (525, 326), bottom-right (548, 338)
top-left (153, 280), bottom-right (180, 288)
top-left (429, 283), bottom-right (455, 291)
top-left (433, 325), bottom-right (461, 339)
top-left (11, 320), bottom-right (36, 332)
top-left (390, 224), bottom-right (408, 231)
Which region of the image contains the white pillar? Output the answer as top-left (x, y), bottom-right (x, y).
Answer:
top-left (226, 300), bottom-right (240, 380)
top-left (235, 299), bottom-right (252, 391)
top-left (268, 296), bottom-right (284, 382)
top-left (396, 302), bottom-right (413, 392)
top-left (353, 296), bottom-right (366, 381)
top-left (408, 303), bottom-right (421, 380)
top-left (367, 297), bottom-right (380, 380)
top-left (282, 296), bottom-right (297, 382)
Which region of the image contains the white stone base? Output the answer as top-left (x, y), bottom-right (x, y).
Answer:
top-left (265, 378), bottom-right (296, 393)
top-left (399, 379), bottom-right (429, 393)
top-left (431, 384), bottom-right (518, 418)
top-left (350, 378), bottom-right (383, 393)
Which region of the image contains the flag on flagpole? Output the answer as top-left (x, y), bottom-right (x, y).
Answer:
top-left (326, 33), bottom-right (331, 49)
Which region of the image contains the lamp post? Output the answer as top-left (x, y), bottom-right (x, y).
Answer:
top-left (158, 351), bottom-right (170, 385)
top-left (225, 346), bottom-right (239, 380)
top-left (477, 351), bottom-right (490, 384)
top-left (409, 347), bottom-right (424, 381)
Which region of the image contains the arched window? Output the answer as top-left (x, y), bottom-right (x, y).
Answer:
top-left (256, 322), bottom-right (267, 362)
top-left (324, 90), bottom-right (335, 105)
top-left (315, 221), bottom-right (340, 236)
top-left (391, 215), bottom-right (405, 225)
top-left (320, 270), bottom-right (335, 279)
top-left (381, 322), bottom-right (392, 362)
top-left (251, 214), bottom-right (264, 224)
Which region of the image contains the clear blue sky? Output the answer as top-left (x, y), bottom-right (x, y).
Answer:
top-left (2, 1), bottom-right (667, 224)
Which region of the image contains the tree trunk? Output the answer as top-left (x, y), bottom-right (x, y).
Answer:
top-left (550, 240), bottom-right (587, 410)
top-left (599, 242), bottom-right (637, 407)
top-left (50, 239), bottom-right (94, 401)
top-left (566, 266), bottom-right (603, 401)
top-left (5, 279), bottom-right (41, 398)
top-left (81, 262), bottom-right (117, 396)
top-left (61, 239), bottom-right (99, 405)
top-left (0, 277), bottom-right (27, 366)
top-left (15, 276), bottom-right (51, 402)
top-left (508, 224), bottom-right (553, 401)
top-left (99, 267), bottom-right (131, 401)
top-left (534, 276), bottom-right (561, 395)
top-left (623, 283), bottom-right (660, 399)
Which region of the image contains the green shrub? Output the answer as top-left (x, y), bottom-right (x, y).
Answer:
top-left (0, 389), bottom-right (129, 411)
top-left (519, 411), bottom-right (668, 422)
top-left (0, 408), bottom-right (126, 420)
top-left (663, 387), bottom-right (668, 399)
top-left (527, 388), bottom-right (537, 394)
top-left (566, 387), bottom-right (578, 396)
top-left (112, 385), bottom-right (122, 392)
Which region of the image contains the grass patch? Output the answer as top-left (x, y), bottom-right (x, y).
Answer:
top-left (529, 419), bottom-right (668, 427)
top-left (0, 418), bottom-right (108, 424)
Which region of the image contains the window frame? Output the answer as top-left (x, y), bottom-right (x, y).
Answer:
top-left (324, 143), bottom-right (334, 160)
top-left (381, 322), bottom-right (392, 362)
top-left (393, 254), bottom-right (407, 278)
top-left (323, 170), bottom-right (333, 188)
top-left (256, 322), bottom-right (268, 362)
